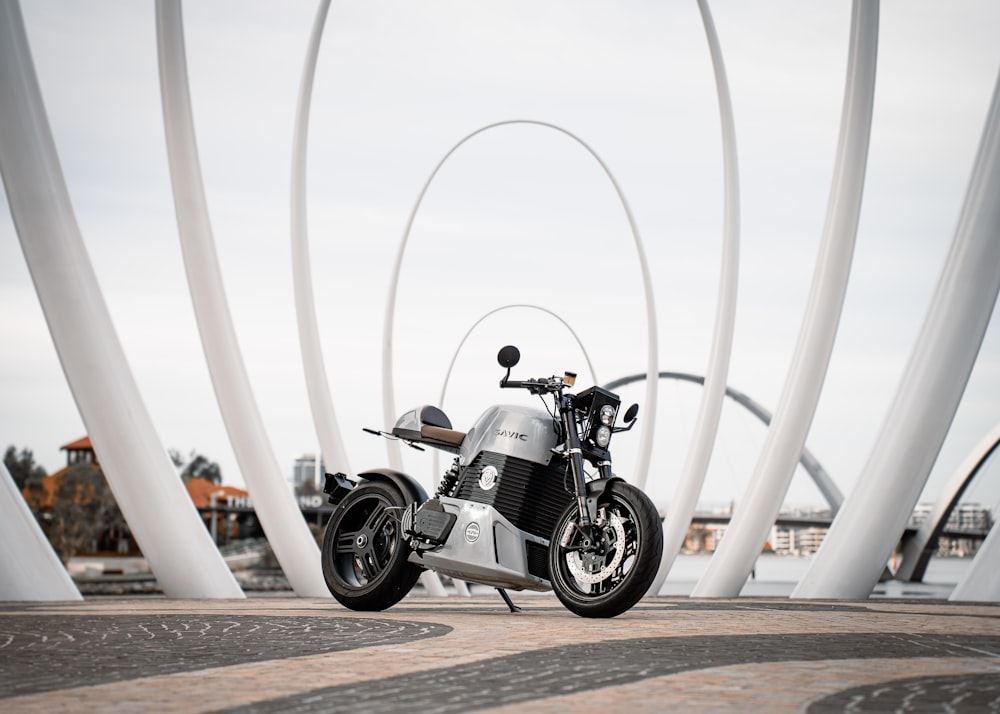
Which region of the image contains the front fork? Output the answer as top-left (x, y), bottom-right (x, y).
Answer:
top-left (560, 397), bottom-right (610, 528)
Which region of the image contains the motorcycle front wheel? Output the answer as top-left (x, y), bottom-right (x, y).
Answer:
top-left (548, 481), bottom-right (662, 618)
top-left (321, 481), bottom-right (422, 611)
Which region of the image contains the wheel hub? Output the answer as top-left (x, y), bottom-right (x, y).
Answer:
top-left (563, 512), bottom-right (626, 584)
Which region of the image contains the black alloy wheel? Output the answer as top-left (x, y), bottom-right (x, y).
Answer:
top-left (548, 480), bottom-right (662, 618)
top-left (321, 480), bottom-right (422, 611)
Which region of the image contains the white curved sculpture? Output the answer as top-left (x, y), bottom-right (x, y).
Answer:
top-left (291, 0), bottom-right (352, 479)
top-left (0, 460), bottom-right (82, 601)
top-left (383, 120), bottom-right (659, 490)
top-left (951, 518), bottom-right (1000, 602)
top-left (694, 0), bottom-right (879, 597)
top-left (794, 66), bottom-right (1000, 600)
top-left (156, 0), bottom-right (328, 597)
top-left (648, 0), bottom-right (741, 597)
top-left (0, 0), bottom-right (242, 599)
top-left (896, 421), bottom-right (1000, 582)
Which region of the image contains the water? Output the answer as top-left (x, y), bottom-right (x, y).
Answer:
top-left (657, 553), bottom-right (975, 599)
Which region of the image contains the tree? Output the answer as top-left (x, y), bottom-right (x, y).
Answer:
top-left (170, 449), bottom-right (223, 484)
top-left (3, 445), bottom-right (47, 491)
top-left (46, 463), bottom-right (128, 563)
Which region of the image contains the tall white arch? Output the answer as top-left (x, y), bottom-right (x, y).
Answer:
top-left (795, 66), bottom-right (1000, 600)
top-left (951, 513), bottom-right (1000, 602)
top-left (0, 460), bottom-right (82, 601)
top-left (290, 0), bottom-right (352, 479)
top-left (896, 421), bottom-right (1000, 582)
top-left (156, 0), bottom-right (328, 597)
top-left (694, 0), bottom-right (879, 597)
top-left (648, 0), bottom-right (741, 597)
top-left (0, 0), bottom-right (242, 599)
top-left (382, 120), bottom-right (659, 490)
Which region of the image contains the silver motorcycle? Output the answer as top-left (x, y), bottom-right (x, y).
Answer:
top-left (320, 345), bottom-right (662, 618)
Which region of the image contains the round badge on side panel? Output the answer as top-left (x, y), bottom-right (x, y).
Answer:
top-left (465, 522), bottom-right (481, 543)
top-left (478, 465), bottom-right (498, 491)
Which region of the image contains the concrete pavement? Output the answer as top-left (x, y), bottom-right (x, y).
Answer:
top-left (1, 594), bottom-right (999, 712)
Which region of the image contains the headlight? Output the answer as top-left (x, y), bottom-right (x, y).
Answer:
top-left (595, 425), bottom-right (612, 447)
top-left (599, 404), bottom-right (616, 426)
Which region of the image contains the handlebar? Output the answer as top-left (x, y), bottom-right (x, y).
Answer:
top-left (500, 376), bottom-right (565, 394)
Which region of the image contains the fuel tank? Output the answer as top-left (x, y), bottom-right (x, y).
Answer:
top-left (458, 404), bottom-right (558, 467)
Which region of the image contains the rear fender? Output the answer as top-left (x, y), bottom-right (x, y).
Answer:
top-left (356, 468), bottom-right (429, 506)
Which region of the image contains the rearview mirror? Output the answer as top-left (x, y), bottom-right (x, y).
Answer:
top-left (623, 403), bottom-right (639, 423)
top-left (497, 345), bottom-right (521, 369)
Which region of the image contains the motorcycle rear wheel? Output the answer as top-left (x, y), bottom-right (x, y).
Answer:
top-left (548, 481), bottom-right (662, 618)
top-left (321, 481), bottom-right (422, 611)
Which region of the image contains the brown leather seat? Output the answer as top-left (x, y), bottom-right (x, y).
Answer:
top-left (420, 424), bottom-right (466, 448)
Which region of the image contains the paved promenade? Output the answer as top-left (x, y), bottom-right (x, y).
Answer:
top-left (1, 593), bottom-right (999, 712)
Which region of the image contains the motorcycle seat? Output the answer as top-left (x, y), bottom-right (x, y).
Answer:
top-left (420, 424), bottom-right (466, 448)
top-left (392, 405), bottom-right (466, 452)
top-left (418, 406), bottom-right (466, 448)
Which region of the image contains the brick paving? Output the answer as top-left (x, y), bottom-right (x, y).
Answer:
top-left (1, 594), bottom-right (999, 713)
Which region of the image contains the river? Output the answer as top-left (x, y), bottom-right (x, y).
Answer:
top-left (657, 553), bottom-right (975, 599)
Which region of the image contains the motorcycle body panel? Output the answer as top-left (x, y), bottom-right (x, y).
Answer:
top-left (458, 404), bottom-right (558, 466)
top-left (408, 496), bottom-right (551, 591)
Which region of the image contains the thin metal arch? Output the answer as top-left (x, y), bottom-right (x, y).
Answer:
top-left (431, 303), bottom-right (601, 480)
top-left (648, 0), bottom-right (742, 598)
top-left (603, 372), bottom-right (844, 511)
top-left (438, 304), bottom-right (600, 411)
top-left (896, 421), bottom-right (1000, 582)
top-left (157, 0), bottom-right (327, 597)
top-left (381, 120), bottom-right (659, 490)
top-left (290, 0), bottom-right (352, 479)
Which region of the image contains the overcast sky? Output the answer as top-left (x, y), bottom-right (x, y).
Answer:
top-left (2, 1), bottom-right (999, 514)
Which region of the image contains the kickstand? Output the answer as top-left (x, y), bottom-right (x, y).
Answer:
top-left (496, 588), bottom-right (521, 613)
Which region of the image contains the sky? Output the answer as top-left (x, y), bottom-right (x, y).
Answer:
top-left (2, 1), bottom-right (999, 516)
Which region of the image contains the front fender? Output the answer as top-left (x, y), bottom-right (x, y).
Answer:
top-left (584, 476), bottom-right (626, 520)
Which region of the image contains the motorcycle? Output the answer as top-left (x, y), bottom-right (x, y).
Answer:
top-left (320, 345), bottom-right (663, 618)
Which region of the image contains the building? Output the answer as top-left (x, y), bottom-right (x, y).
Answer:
top-left (23, 437), bottom-right (264, 555)
top-left (291, 453), bottom-right (324, 494)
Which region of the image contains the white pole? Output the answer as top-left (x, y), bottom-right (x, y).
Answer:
top-left (0, 0), bottom-right (242, 599)
top-left (156, 0), bottom-right (328, 597)
top-left (694, 0), bottom-right (878, 597)
top-left (291, 0), bottom-right (353, 480)
top-left (794, 66), bottom-right (1000, 600)
top-left (648, 0), bottom-right (740, 596)
top-left (0, 460), bottom-right (82, 601)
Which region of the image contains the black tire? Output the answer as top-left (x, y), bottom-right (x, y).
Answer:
top-left (321, 481), bottom-right (422, 611)
top-left (548, 481), bottom-right (662, 618)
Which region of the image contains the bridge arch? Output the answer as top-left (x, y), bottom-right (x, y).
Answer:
top-left (380, 120), bottom-right (659, 487)
top-left (602, 371), bottom-right (844, 512)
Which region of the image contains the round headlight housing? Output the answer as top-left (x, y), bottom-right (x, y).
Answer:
top-left (595, 425), bottom-right (612, 448)
top-left (599, 404), bottom-right (616, 426)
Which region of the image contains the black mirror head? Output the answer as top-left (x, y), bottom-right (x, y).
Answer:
top-left (624, 403), bottom-right (639, 423)
top-left (497, 345), bottom-right (521, 369)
